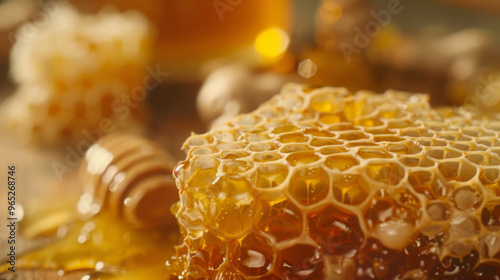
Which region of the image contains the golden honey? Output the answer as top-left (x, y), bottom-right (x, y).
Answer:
top-left (4, 84), bottom-right (500, 279)
top-left (10, 212), bottom-right (179, 280)
top-left (1, 133), bottom-right (180, 279)
top-left (171, 83), bottom-right (500, 279)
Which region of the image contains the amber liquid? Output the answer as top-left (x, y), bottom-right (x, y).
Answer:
top-left (0, 209), bottom-right (180, 280)
top-left (73, 0), bottom-right (291, 61)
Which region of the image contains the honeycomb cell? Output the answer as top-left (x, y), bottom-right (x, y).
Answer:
top-left (324, 155), bottom-right (359, 171)
top-left (401, 129), bottom-right (423, 138)
top-left (331, 174), bottom-right (370, 205)
top-left (192, 147), bottom-right (216, 155)
top-left (221, 150), bottom-right (250, 160)
top-left (450, 214), bottom-right (480, 237)
top-left (188, 135), bottom-right (213, 148)
top-left (251, 163), bottom-right (288, 189)
top-left (364, 190), bottom-right (420, 245)
top-left (310, 137), bottom-right (342, 147)
top-left (328, 123), bottom-right (359, 132)
top-left (323, 255), bottom-right (356, 280)
top-left (343, 99), bottom-right (371, 121)
top-left (230, 233), bottom-right (274, 276)
top-left (492, 149), bottom-right (500, 157)
top-left (466, 153), bottom-right (485, 165)
top-left (253, 153), bottom-right (281, 163)
top-left (178, 191), bottom-right (208, 234)
top-left (285, 151), bottom-right (321, 166)
top-left (426, 202), bottom-right (450, 221)
top-left (364, 198), bottom-right (394, 228)
top-left (394, 188), bottom-right (421, 211)
top-left (438, 161), bottom-right (460, 179)
top-left (481, 203), bottom-right (500, 231)
top-left (365, 162), bottom-right (405, 185)
top-left (304, 128), bottom-right (335, 137)
top-left (417, 139), bottom-right (433, 147)
top-left (458, 161), bottom-right (478, 182)
top-left (357, 117), bottom-right (384, 128)
top-left (218, 142), bottom-right (246, 151)
top-left (345, 141), bottom-right (378, 148)
top-left (212, 177), bottom-right (253, 204)
top-left (452, 186), bottom-right (481, 211)
top-left (190, 231), bottom-right (225, 278)
top-left (277, 244), bottom-right (323, 279)
top-left (214, 200), bottom-right (253, 238)
top-left (452, 143), bottom-right (471, 151)
top-left (387, 143), bottom-right (409, 154)
top-left (481, 168), bottom-right (500, 185)
top-left (247, 141), bottom-right (278, 152)
top-left (478, 233), bottom-right (500, 259)
top-left (288, 167), bottom-right (330, 206)
top-left (449, 240), bottom-right (475, 258)
top-left (233, 114), bottom-right (264, 127)
top-left (427, 149), bottom-right (445, 160)
top-left (310, 91), bottom-right (342, 113)
top-left (487, 156), bottom-right (500, 166)
top-left (357, 149), bottom-right (392, 159)
top-left (185, 163), bottom-right (218, 191)
top-left (222, 160), bottom-right (253, 174)
top-left (318, 113), bottom-right (345, 125)
top-left (273, 125), bottom-right (302, 135)
top-left (445, 149), bottom-right (463, 159)
top-left (254, 199), bottom-right (302, 242)
top-left (307, 204), bottom-right (364, 254)
top-left (318, 146), bottom-right (347, 155)
top-left (420, 157), bottom-right (436, 167)
top-left (276, 132), bottom-right (309, 143)
top-left (213, 131), bottom-right (237, 142)
top-left (279, 144), bottom-right (311, 153)
top-left (338, 131), bottom-right (370, 141)
top-left (399, 157), bottom-right (420, 167)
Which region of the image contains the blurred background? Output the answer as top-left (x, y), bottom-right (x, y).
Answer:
top-left (0, 0), bottom-right (499, 278)
top-left (0, 0), bottom-right (499, 148)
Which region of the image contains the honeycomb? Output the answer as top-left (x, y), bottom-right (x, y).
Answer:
top-left (79, 133), bottom-right (178, 228)
top-left (0, 5), bottom-right (153, 145)
top-left (170, 83), bottom-right (500, 279)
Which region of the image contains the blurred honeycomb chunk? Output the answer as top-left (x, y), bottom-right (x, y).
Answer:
top-left (0, 5), bottom-right (153, 145)
top-left (171, 83), bottom-right (500, 279)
